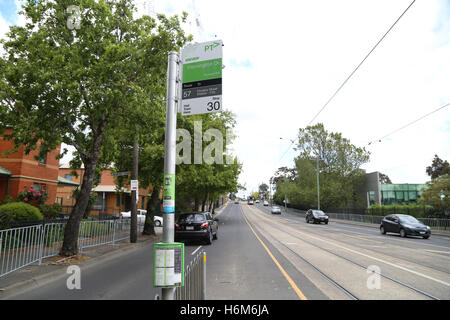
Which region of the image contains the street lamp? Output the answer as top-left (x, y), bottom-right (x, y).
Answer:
top-left (316, 155), bottom-right (320, 210)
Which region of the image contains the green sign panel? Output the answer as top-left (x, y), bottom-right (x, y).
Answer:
top-left (181, 40), bottom-right (223, 116)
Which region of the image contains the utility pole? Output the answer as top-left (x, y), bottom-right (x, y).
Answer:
top-left (316, 155), bottom-right (320, 210)
top-left (130, 134), bottom-right (139, 243)
top-left (161, 51), bottom-right (179, 300)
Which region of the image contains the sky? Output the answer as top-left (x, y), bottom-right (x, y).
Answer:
top-left (1, 0), bottom-right (449, 198)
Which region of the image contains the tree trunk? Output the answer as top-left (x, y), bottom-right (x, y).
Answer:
top-left (60, 158), bottom-right (98, 256)
top-left (130, 137), bottom-right (138, 243)
top-left (194, 197), bottom-right (199, 212)
top-left (143, 186), bottom-right (159, 235)
top-left (60, 126), bottom-right (105, 257)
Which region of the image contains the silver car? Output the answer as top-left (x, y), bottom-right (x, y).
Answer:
top-left (271, 206), bottom-right (281, 214)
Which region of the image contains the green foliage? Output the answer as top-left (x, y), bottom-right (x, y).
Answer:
top-left (426, 155), bottom-right (450, 179)
top-left (273, 123), bottom-right (369, 210)
top-left (0, 0), bottom-right (192, 254)
top-left (419, 174), bottom-right (449, 213)
top-left (0, 202), bottom-right (43, 229)
top-left (39, 203), bottom-right (62, 219)
top-left (1, 195), bottom-right (14, 205)
top-left (366, 203), bottom-right (435, 218)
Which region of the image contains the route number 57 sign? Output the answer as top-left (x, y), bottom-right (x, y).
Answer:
top-left (180, 40), bottom-right (223, 116)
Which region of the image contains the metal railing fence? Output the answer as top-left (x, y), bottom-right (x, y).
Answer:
top-left (0, 218), bottom-right (144, 278)
top-left (175, 251), bottom-right (206, 300)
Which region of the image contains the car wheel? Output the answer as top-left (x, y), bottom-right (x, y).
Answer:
top-left (400, 229), bottom-right (406, 238)
top-left (306, 218), bottom-right (309, 224)
top-left (380, 226), bottom-right (386, 234)
top-left (205, 231), bottom-right (213, 245)
top-left (423, 235), bottom-right (430, 239)
top-left (154, 220), bottom-right (161, 227)
top-left (325, 221), bottom-right (328, 225)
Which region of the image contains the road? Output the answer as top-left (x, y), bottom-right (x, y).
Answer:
top-left (3, 202), bottom-right (450, 299)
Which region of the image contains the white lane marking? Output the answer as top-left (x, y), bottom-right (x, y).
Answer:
top-left (424, 249), bottom-right (450, 255)
top-left (192, 246), bottom-right (203, 256)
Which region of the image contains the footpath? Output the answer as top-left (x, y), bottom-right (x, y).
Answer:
top-left (0, 229), bottom-right (162, 299)
top-left (0, 203), bottom-right (230, 299)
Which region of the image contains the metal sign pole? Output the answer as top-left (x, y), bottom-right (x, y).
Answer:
top-left (161, 51), bottom-right (179, 300)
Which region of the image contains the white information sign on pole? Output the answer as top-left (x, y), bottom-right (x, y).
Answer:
top-left (180, 40), bottom-right (223, 116)
top-left (130, 180), bottom-right (138, 191)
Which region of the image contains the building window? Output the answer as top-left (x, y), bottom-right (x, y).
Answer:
top-left (39, 155), bottom-right (46, 164)
top-left (33, 183), bottom-right (46, 192)
top-left (64, 174), bottom-right (72, 181)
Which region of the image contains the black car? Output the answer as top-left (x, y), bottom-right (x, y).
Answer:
top-left (305, 209), bottom-right (329, 224)
top-left (175, 212), bottom-right (219, 244)
top-left (380, 214), bottom-right (430, 239)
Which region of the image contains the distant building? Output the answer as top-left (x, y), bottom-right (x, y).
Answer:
top-left (0, 129), bottom-right (60, 204)
top-left (364, 172), bottom-right (426, 207)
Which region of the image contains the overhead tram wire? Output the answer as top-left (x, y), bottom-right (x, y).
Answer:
top-left (278, 0), bottom-right (416, 163)
top-left (307, 0), bottom-right (416, 126)
top-left (367, 102), bottom-right (450, 146)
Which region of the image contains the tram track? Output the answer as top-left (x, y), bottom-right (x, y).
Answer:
top-left (243, 205), bottom-right (443, 300)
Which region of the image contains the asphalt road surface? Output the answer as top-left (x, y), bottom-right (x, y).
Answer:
top-left (3, 202), bottom-right (450, 300)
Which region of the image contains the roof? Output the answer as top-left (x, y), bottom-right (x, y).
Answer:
top-left (58, 176), bottom-right (79, 186)
top-left (0, 165), bottom-right (11, 176)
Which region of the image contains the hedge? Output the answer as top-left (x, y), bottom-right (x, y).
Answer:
top-left (365, 203), bottom-right (435, 218)
top-left (0, 202), bottom-right (43, 229)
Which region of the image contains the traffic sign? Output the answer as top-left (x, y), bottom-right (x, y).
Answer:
top-left (180, 40), bottom-right (223, 116)
top-left (130, 180), bottom-right (138, 191)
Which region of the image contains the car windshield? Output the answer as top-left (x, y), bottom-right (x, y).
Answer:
top-left (313, 210), bottom-right (325, 215)
top-left (273, 206), bottom-right (280, 209)
top-left (177, 214), bottom-right (206, 223)
top-left (398, 215), bottom-right (420, 224)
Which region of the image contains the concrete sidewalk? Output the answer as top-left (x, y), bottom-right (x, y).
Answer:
top-left (0, 232), bottom-right (162, 299)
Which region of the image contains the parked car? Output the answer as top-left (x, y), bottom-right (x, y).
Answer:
top-left (271, 206), bottom-right (281, 214)
top-left (235, 200), bottom-right (240, 204)
top-left (154, 215), bottom-right (163, 227)
top-left (255, 200), bottom-right (260, 204)
top-left (380, 214), bottom-right (430, 239)
top-left (263, 201), bottom-right (269, 206)
top-left (120, 210), bottom-right (163, 226)
top-left (120, 209), bottom-right (147, 223)
top-left (248, 200), bottom-right (254, 205)
top-left (175, 212), bottom-right (219, 244)
top-left (305, 209), bottom-right (329, 224)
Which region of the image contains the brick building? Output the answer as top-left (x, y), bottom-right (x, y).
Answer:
top-left (57, 163), bottom-right (153, 215)
top-left (0, 129), bottom-right (60, 205)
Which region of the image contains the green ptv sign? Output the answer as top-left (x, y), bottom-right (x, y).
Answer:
top-left (180, 40), bottom-right (223, 116)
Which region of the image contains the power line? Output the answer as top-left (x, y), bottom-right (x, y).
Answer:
top-left (367, 102), bottom-right (450, 146)
top-left (307, 0), bottom-right (416, 126)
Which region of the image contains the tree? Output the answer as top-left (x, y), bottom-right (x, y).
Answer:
top-left (379, 173), bottom-right (392, 184)
top-left (0, 0), bottom-right (190, 255)
top-left (419, 174), bottom-right (449, 214)
top-left (258, 183), bottom-right (269, 199)
top-left (426, 155), bottom-right (450, 179)
top-left (175, 110), bottom-right (242, 213)
top-left (274, 123), bottom-right (369, 209)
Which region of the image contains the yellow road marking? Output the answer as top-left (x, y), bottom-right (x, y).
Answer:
top-left (241, 207), bottom-right (308, 300)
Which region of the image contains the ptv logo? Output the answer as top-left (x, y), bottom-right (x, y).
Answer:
top-left (204, 42), bottom-right (221, 52)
